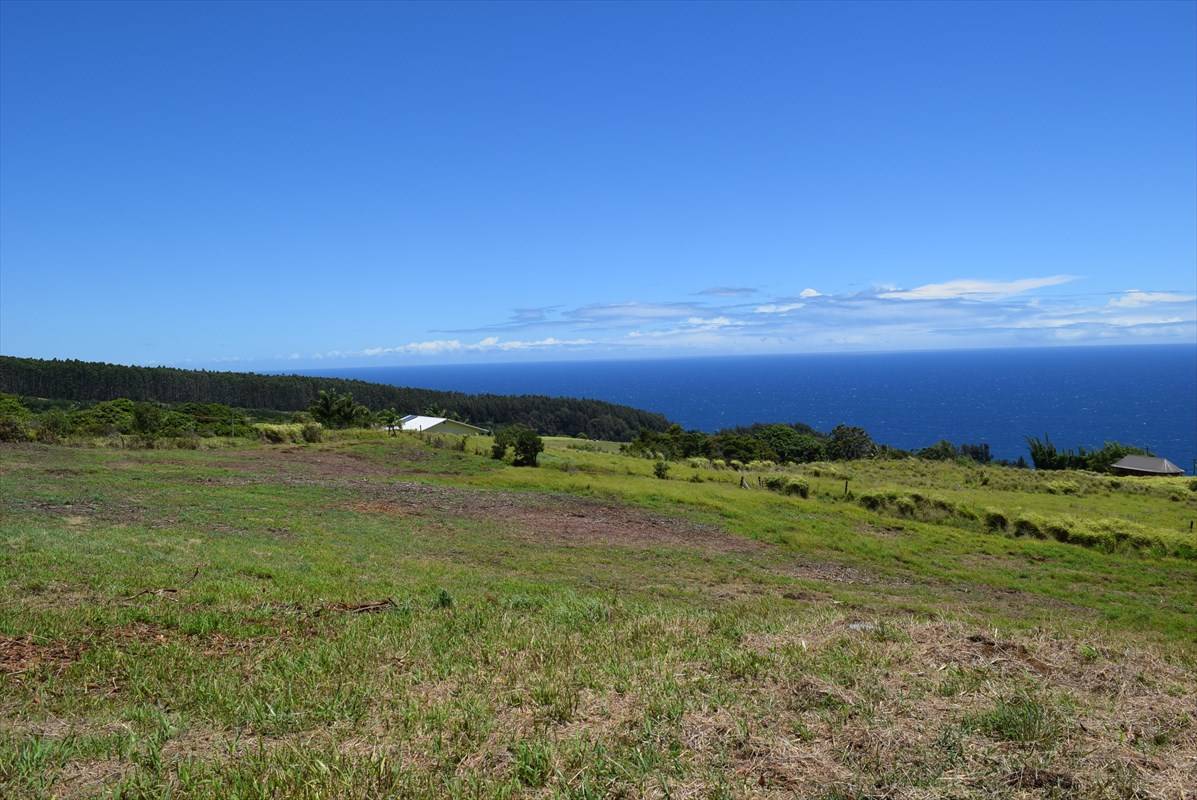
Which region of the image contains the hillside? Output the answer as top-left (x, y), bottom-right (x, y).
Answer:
top-left (1, 432), bottom-right (1194, 798)
top-left (0, 356), bottom-right (669, 440)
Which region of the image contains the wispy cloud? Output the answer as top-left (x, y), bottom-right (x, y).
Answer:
top-left (287, 275), bottom-right (1193, 365)
top-left (1107, 289), bottom-right (1196, 308)
top-left (696, 286), bottom-right (757, 296)
top-left (878, 275), bottom-right (1076, 301)
top-left (565, 302), bottom-right (703, 324)
top-left (334, 336), bottom-right (596, 359)
top-left (754, 302), bottom-right (804, 314)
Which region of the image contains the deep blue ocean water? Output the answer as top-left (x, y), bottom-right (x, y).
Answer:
top-left (302, 345), bottom-right (1197, 468)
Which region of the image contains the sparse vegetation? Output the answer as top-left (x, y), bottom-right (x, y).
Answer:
top-left (1, 423), bottom-right (1194, 798)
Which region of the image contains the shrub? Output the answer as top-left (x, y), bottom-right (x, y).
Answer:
top-left (711, 459), bottom-right (726, 470)
top-left (1012, 515), bottom-right (1045, 539)
top-left (1045, 480), bottom-right (1080, 495)
top-left (783, 479), bottom-right (810, 498)
top-left (1189, 479), bottom-right (1197, 492)
top-left (653, 461), bottom-right (670, 479)
top-left (259, 425), bottom-right (288, 444)
top-left (301, 422), bottom-right (323, 443)
top-left (0, 416), bottom-right (30, 442)
top-left (984, 510), bottom-right (1009, 531)
top-left (494, 424), bottom-right (543, 466)
top-left (762, 475), bottom-right (789, 492)
top-left (257, 424), bottom-right (304, 444)
top-left (859, 492), bottom-right (883, 511)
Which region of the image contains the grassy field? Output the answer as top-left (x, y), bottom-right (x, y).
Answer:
top-left (1, 433), bottom-right (1195, 798)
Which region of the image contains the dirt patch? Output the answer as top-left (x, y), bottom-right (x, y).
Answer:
top-left (349, 499), bottom-right (424, 516)
top-left (362, 482), bottom-right (769, 556)
top-left (104, 621), bottom-right (282, 658)
top-left (6, 497), bottom-right (146, 525)
top-left (0, 635), bottom-right (85, 679)
top-left (213, 446), bottom-right (403, 482)
top-left (108, 621), bottom-right (173, 645)
top-left (859, 523), bottom-right (907, 538)
top-left (50, 757), bottom-right (133, 800)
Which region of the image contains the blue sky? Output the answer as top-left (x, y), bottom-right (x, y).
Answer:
top-left (1, 0), bottom-right (1194, 368)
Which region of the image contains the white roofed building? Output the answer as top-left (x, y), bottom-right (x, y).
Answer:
top-left (398, 415), bottom-right (489, 436)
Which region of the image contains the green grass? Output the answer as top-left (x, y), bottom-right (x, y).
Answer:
top-left (1, 433), bottom-right (1194, 798)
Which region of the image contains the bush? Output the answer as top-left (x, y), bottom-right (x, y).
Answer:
top-left (984, 510), bottom-right (1009, 531)
top-left (653, 461), bottom-right (670, 479)
top-left (0, 416), bottom-right (30, 442)
top-left (1012, 514), bottom-right (1045, 539)
top-left (1045, 480), bottom-right (1080, 495)
top-left (257, 424), bottom-right (305, 444)
top-left (301, 422), bottom-right (323, 443)
top-left (258, 425), bottom-right (288, 444)
top-left (1189, 479), bottom-right (1197, 492)
top-left (493, 424), bottom-right (543, 467)
top-left (783, 479), bottom-right (810, 498)
top-left (760, 475), bottom-right (810, 499)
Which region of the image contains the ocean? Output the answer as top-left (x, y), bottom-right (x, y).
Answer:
top-left (301, 345), bottom-right (1197, 468)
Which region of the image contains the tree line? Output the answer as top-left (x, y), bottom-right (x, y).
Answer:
top-left (624, 422), bottom-right (1029, 468)
top-left (1025, 435), bottom-right (1150, 472)
top-left (0, 356), bottom-right (669, 440)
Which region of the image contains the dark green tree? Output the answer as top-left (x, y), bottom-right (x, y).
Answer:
top-left (512, 427), bottom-right (544, 467)
top-left (827, 424), bottom-right (875, 460)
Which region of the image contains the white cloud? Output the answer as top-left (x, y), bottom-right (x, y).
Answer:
top-left (799, 288), bottom-right (822, 298)
top-left (1107, 290), bottom-right (1196, 308)
top-left (492, 336), bottom-right (594, 351)
top-left (686, 316), bottom-right (741, 328)
top-left (754, 303), bottom-right (804, 314)
top-left (878, 275), bottom-right (1075, 301)
top-left (355, 336), bottom-right (594, 358)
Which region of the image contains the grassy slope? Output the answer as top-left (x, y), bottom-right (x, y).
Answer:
top-left (1, 434), bottom-right (1194, 799)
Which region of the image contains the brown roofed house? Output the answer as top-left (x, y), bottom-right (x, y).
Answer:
top-left (1109, 455), bottom-right (1185, 477)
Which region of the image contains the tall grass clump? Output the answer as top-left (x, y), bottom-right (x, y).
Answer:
top-left (256, 423), bottom-right (306, 444)
top-left (761, 475), bottom-right (809, 498)
top-left (967, 692), bottom-right (1063, 745)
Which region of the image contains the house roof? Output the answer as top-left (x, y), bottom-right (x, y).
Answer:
top-left (399, 415), bottom-right (487, 434)
top-left (1110, 455), bottom-right (1184, 475)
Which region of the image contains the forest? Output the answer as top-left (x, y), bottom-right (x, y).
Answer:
top-left (0, 356), bottom-right (668, 440)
